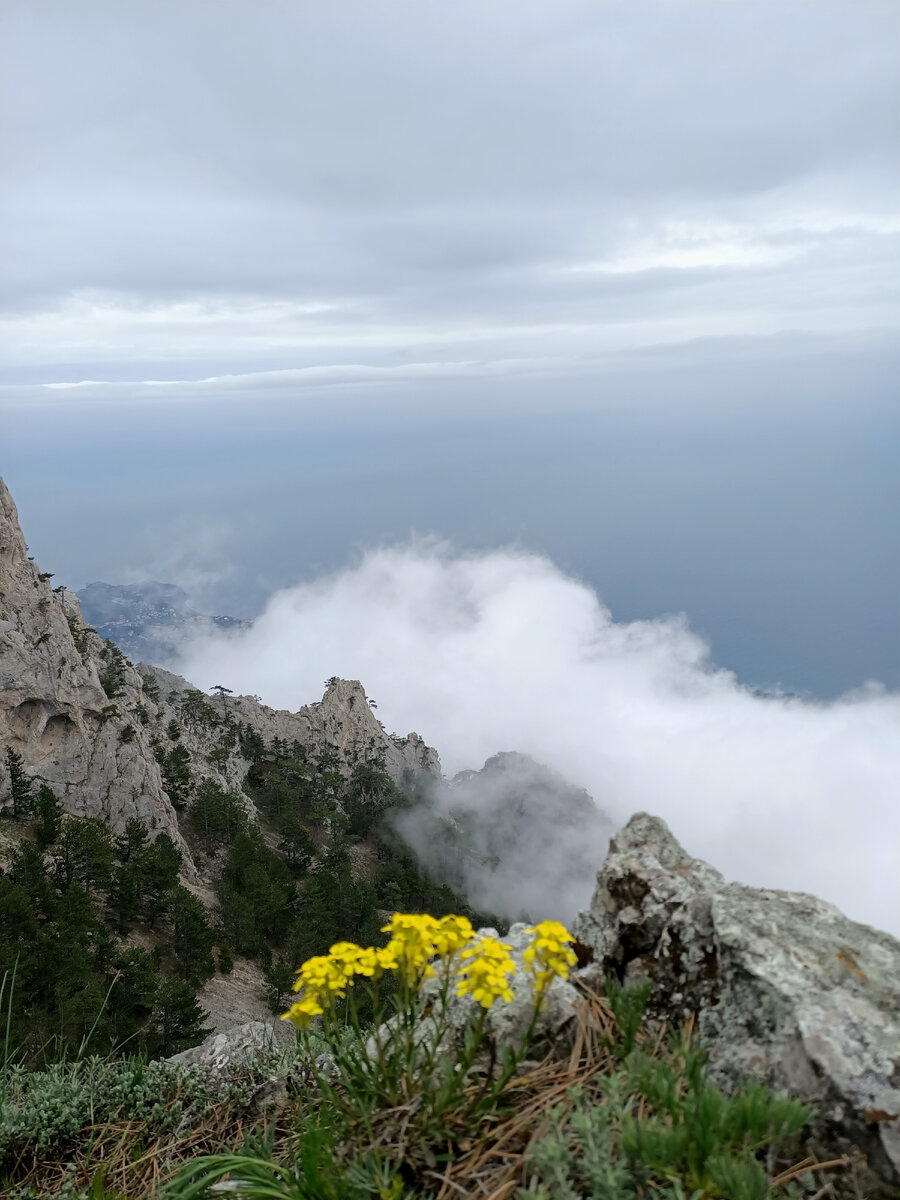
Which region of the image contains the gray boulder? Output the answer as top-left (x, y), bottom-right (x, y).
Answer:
top-left (165, 1020), bottom-right (295, 1077)
top-left (165, 1021), bottom-right (299, 1119)
top-left (573, 812), bottom-right (900, 1189)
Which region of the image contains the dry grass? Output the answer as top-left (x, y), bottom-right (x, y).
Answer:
top-left (5, 985), bottom-right (862, 1199)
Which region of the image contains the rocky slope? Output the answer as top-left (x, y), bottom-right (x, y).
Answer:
top-left (0, 476), bottom-right (440, 877)
top-left (145, 665), bottom-right (440, 788)
top-left (182, 813), bottom-right (900, 1190)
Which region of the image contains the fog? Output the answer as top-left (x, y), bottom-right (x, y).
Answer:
top-left (173, 542), bottom-right (900, 934)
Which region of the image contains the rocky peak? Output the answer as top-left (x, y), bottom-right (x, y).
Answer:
top-left (303, 677), bottom-right (440, 781)
top-left (450, 751), bottom-right (602, 825)
top-left (143, 668), bottom-right (441, 788)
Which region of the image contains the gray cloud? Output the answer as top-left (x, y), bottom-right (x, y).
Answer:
top-left (1, 1), bottom-right (897, 380)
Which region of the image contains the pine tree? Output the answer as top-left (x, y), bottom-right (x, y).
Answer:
top-left (166, 884), bottom-right (216, 984)
top-left (5, 746), bottom-right (35, 818)
top-left (34, 783), bottom-right (62, 847)
top-left (211, 684), bottom-right (234, 720)
top-left (139, 833), bottom-right (182, 927)
top-left (52, 818), bottom-right (113, 890)
top-left (277, 810), bottom-right (315, 872)
top-left (115, 817), bottom-right (150, 863)
top-left (264, 959), bottom-right (295, 1013)
top-left (217, 942), bottom-right (235, 974)
top-left (107, 863), bottom-right (142, 933)
top-left (150, 975), bottom-right (210, 1057)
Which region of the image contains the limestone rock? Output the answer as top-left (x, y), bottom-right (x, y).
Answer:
top-left (143, 665), bottom-right (441, 790)
top-left (573, 812), bottom-right (900, 1188)
top-left (165, 1020), bottom-right (295, 1076)
top-left (0, 477), bottom-right (195, 869)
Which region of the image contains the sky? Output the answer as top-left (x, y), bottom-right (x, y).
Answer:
top-left (1, 2), bottom-right (899, 920)
top-left (1, 1), bottom-right (898, 385)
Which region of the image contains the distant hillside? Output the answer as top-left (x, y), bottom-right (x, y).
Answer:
top-left (77, 579), bottom-right (249, 665)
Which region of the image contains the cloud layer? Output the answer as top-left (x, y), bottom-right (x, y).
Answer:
top-left (173, 543), bottom-right (900, 934)
top-left (1, 2), bottom-right (897, 382)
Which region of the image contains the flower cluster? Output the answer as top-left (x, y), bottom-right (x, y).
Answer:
top-left (456, 935), bottom-right (516, 1008)
top-left (281, 913), bottom-right (577, 1029)
top-left (522, 920), bottom-right (578, 997)
top-left (379, 913), bottom-right (437, 986)
top-left (281, 953), bottom-right (347, 1029)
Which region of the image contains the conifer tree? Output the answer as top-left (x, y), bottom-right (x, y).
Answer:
top-left (34, 783), bottom-right (62, 846)
top-left (4, 746), bottom-right (34, 818)
top-left (166, 884), bottom-right (216, 984)
top-left (115, 816), bottom-right (150, 863)
top-left (140, 833), bottom-right (182, 927)
top-left (150, 975), bottom-right (210, 1057)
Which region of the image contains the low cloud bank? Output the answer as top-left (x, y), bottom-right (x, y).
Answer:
top-left (173, 543), bottom-right (900, 933)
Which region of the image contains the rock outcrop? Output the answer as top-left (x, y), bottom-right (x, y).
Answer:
top-left (165, 1020), bottom-right (295, 1076)
top-left (573, 812), bottom-right (900, 1189)
top-left (144, 666), bottom-right (440, 789)
top-left (0, 478), bottom-right (195, 866)
top-left (367, 921), bottom-right (581, 1067)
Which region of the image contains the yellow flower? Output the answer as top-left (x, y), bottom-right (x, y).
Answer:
top-left (434, 914), bottom-right (475, 960)
top-left (293, 953), bottom-right (349, 997)
top-left (281, 912), bottom-right (481, 1027)
top-left (281, 993), bottom-right (325, 1030)
top-left (380, 913), bottom-right (442, 986)
top-left (282, 945), bottom-right (367, 1027)
top-left (328, 941), bottom-right (383, 980)
top-left (522, 919), bottom-right (577, 996)
top-left (456, 935), bottom-right (516, 1008)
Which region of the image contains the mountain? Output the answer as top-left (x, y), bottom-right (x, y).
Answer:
top-left (76, 579), bottom-right (249, 666)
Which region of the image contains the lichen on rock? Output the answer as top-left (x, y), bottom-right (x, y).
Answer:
top-left (573, 811), bottom-right (900, 1188)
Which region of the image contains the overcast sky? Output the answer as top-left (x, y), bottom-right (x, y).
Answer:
top-left (1, 0), bottom-right (897, 386)
top-left (1, 1), bottom-right (898, 698)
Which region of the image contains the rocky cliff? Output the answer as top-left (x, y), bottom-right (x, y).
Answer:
top-left (144, 666), bottom-right (440, 788)
top-left (0, 478), bottom-right (195, 865)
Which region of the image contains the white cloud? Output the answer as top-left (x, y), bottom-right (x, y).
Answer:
top-left (172, 542), bottom-right (900, 934)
